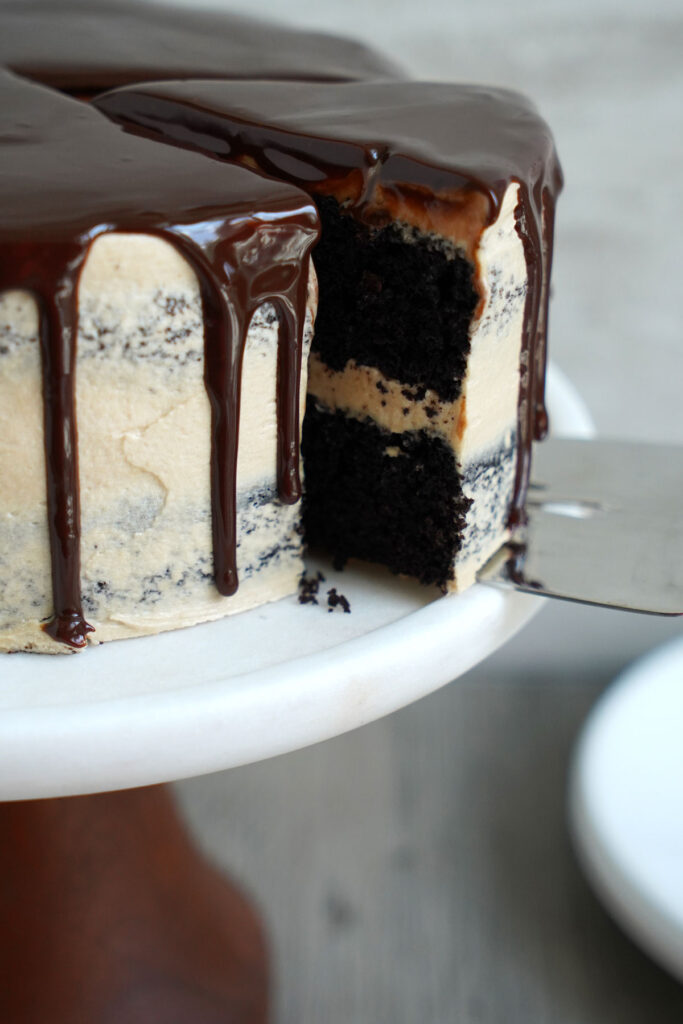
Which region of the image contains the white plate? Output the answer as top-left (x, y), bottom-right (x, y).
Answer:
top-left (0, 365), bottom-right (592, 800)
top-left (570, 633), bottom-right (683, 983)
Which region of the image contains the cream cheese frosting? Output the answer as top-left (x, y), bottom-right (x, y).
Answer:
top-left (0, 234), bottom-right (317, 652)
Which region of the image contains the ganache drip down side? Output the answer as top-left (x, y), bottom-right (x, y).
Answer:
top-left (0, 68), bottom-right (319, 649)
top-left (172, 228), bottom-right (313, 597)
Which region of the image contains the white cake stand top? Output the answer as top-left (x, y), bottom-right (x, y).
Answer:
top-left (0, 366), bottom-right (592, 800)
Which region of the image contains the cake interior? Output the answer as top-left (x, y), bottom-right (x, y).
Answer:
top-left (304, 194), bottom-right (480, 588)
top-left (90, 77), bottom-right (560, 598)
top-left (310, 195), bottom-right (478, 401)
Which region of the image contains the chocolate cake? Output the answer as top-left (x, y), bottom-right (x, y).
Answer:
top-left (0, 2), bottom-right (561, 653)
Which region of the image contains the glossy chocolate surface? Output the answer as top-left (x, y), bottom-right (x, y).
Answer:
top-left (0, 0), bottom-right (400, 92)
top-left (0, 70), bottom-right (318, 647)
top-left (97, 79), bottom-right (563, 519)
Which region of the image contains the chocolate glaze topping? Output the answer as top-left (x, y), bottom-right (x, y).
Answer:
top-left (0, 0), bottom-right (400, 93)
top-left (0, 70), bottom-right (318, 647)
top-left (97, 79), bottom-right (562, 521)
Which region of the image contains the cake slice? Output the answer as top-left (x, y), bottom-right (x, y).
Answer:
top-left (0, 70), bottom-right (319, 653)
top-left (97, 80), bottom-right (562, 590)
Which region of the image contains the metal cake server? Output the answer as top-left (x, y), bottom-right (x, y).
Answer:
top-left (478, 439), bottom-right (683, 615)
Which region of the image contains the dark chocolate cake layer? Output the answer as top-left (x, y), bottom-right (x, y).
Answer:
top-left (311, 195), bottom-right (479, 402)
top-left (302, 400), bottom-right (472, 588)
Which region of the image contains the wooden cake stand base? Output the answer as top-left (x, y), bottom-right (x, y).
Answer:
top-left (0, 785), bottom-right (268, 1023)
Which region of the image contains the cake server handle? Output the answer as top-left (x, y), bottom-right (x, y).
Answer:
top-left (477, 438), bottom-right (683, 615)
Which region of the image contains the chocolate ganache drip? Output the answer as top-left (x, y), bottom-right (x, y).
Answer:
top-left (0, 70), bottom-right (318, 647)
top-left (169, 227), bottom-right (314, 596)
top-left (96, 79), bottom-right (562, 523)
top-left (7, 241), bottom-right (97, 648)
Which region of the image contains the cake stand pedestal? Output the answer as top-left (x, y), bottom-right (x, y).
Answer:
top-left (0, 785), bottom-right (267, 1024)
top-left (0, 369), bottom-right (590, 1022)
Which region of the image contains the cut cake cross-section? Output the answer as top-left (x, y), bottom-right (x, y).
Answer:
top-left (97, 79), bottom-right (562, 591)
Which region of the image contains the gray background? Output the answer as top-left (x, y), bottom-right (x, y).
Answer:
top-left (168, 0), bottom-right (683, 1019)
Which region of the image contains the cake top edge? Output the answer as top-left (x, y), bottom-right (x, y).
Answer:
top-left (0, 69), bottom-right (320, 245)
top-left (95, 79), bottom-right (563, 214)
top-left (0, 0), bottom-right (402, 89)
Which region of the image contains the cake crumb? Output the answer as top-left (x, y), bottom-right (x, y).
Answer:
top-left (298, 570), bottom-right (326, 605)
top-left (327, 588), bottom-right (351, 614)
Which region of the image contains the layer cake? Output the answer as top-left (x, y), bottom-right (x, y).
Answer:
top-left (0, 3), bottom-right (562, 652)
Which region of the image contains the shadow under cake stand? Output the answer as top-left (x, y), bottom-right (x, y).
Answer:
top-left (0, 367), bottom-right (591, 1022)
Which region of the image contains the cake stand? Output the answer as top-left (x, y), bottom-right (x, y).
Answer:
top-left (0, 366), bottom-right (591, 1023)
